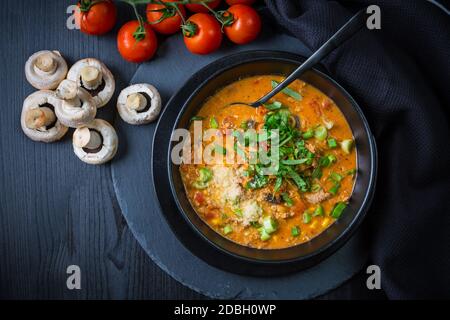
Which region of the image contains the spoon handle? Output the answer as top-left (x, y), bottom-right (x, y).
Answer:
top-left (256, 9), bottom-right (368, 106)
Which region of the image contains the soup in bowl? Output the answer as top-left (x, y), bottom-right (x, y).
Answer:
top-left (160, 51), bottom-right (376, 271)
top-left (180, 75), bottom-right (357, 249)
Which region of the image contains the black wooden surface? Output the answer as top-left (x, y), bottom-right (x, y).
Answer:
top-left (0, 0), bottom-right (385, 300)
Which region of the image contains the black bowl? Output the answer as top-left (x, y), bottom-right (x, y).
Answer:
top-left (152, 50), bottom-right (377, 276)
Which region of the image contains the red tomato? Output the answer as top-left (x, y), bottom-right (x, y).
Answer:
top-left (117, 21), bottom-right (158, 63)
top-left (183, 13), bottom-right (223, 55)
top-left (146, 0), bottom-right (186, 35)
top-left (75, 0), bottom-right (117, 35)
top-left (186, 0), bottom-right (221, 13)
top-left (224, 4), bottom-right (261, 44)
top-left (194, 192), bottom-right (205, 204)
top-left (225, 0), bottom-right (256, 5)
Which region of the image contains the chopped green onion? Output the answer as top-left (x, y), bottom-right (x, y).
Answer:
top-left (223, 225), bottom-right (233, 235)
top-left (259, 228), bottom-right (271, 241)
top-left (190, 116), bottom-right (204, 122)
top-left (192, 181), bottom-right (208, 189)
top-left (303, 211), bottom-right (312, 224)
top-left (281, 193), bottom-right (294, 207)
top-left (312, 168), bottom-right (323, 180)
top-left (274, 176), bottom-right (283, 192)
top-left (214, 144), bottom-right (227, 155)
top-left (210, 117), bottom-right (219, 129)
top-left (329, 183), bottom-right (340, 195)
top-left (329, 172), bottom-right (342, 182)
top-left (302, 128), bottom-right (314, 139)
top-left (331, 202), bottom-right (347, 218)
top-left (327, 138), bottom-right (338, 148)
top-left (281, 159), bottom-right (309, 165)
top-left (314, 125), bottom-right (328, 141)
top-left (264, 101), bottom-right (283, 110)
top-left (271, 80), bottom-right (302, 101)
top-left (262, 216), bottom-right (278, 234)
top-left (341, 139), bottom-right (354, 154)
top-left (198, 167), bottom-right (213, 183)
top-left (346, 168), bottom-right (357, 177)
top-left (286, 166), bottom-right (308, 192)
top-left (291, 226), bottom-right (300, 237)
top-left (319, 154), bottom-right (337, 168)
top-left (240, 120), bottom-right (249, 129)
top-left (313, 205), bottom-right (324, 217)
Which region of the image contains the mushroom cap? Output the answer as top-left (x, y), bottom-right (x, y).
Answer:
top-left (21, 90), bottom-right (68, 143)
top-left (67, 58), bottom-right (115, 108)
top-left (73, 119), bottom-right (118, 165)
top-left (55, 87), bottom-right (97, 128)
top-left (25, 50), bottom-right (68, 90)
top-left (117, 83), bottom-right (162, 125)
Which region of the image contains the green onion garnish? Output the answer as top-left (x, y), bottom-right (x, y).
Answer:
top-left (262, 216), bottom-right (278, 234)
top-left (291, 226), bottom-right (300, 237)
top-left (281, 193), bottom-right (294, 207)
top-left (313, 205), bottom-right (324, 217)
top-left (303, 211), bottom-right (312, 224)
top-left (314, 125), bottom-right (328, 141)
top-left (281, 159), bottom-right (309, 165)
top-left (210, 117), bottom-right (219, 129)
top-left (223, 225), bottom-right (233, 235)
top-left (331, 202), bottom-right (347, 218)
top-left (263, 101), bottom-right (283, 110)
top-left (271, 80), bottom-right (302, 101)
top-left (327, 138), bottom-right (338, 148)
top-left (341, 139), bottom-right (354, 154)
top-left (302, 129), bottom-right (314, 139)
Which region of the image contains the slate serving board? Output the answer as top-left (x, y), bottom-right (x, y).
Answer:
top-left (111, 21), bottom-right (369, 299)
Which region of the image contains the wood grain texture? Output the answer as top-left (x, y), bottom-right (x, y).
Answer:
top-left (0, 0), bottom-right (201, 300)
top-left (0, 0), bottom-right (383, 300)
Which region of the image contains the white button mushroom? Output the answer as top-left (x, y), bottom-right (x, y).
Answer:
top-left (117, 84), bottom-right (162, 125)
top-left (25, 50), bottom-right (68, 90)
top-left (21, 90), bottom-right (68, 143)
top-left (54, 80), bottom-right (96, 128)
top-left (73, 119), bottom-right (118, 165)
top-left (67, 58), bottom-right (115, 108)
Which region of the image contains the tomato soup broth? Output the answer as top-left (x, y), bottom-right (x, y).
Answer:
top-left (180, 75), bottom-right (356, 249)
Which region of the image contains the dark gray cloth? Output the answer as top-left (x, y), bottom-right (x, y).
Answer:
top-left (265, 0), bottom-right (450, 299)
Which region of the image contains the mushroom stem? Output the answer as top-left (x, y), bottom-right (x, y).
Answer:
top-left (34, 53), bottom-right (56, 74)
top-left (73, 127), bottom-right (102, 149)
top-left (80, 66), bottom-right (103, 90)
top-left (56, 79), bottom-right (78, 100)
top-left (126, 93), bottom-right (147, 111)
top-left (24, 107), bottom-right (56, 129)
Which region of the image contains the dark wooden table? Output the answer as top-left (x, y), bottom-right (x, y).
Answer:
top-left (0, 0), bottom-right (385, 300)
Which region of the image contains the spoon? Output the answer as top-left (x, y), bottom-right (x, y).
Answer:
top-left (227, 9), bottom-right (368, 109)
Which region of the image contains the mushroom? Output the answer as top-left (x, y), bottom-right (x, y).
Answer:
top-left (25, 50), bottom-right (68, 90)
top-left (73, 119), bottom-right (118, 165)
top-left (54, 80), bottom-right (97, 128)
top-left (116, 84), bottom-right (162, 125)
top-left (21, 90), bottom-right (68, 143)
top-left (67, 58), bottom-right (115, 108)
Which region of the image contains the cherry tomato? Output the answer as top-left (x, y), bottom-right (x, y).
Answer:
top-left (225, 0), bottom-right (256, 5)
top-left (75, 0), bottom-right (117, 35)
top-left (183, 13), bottom-right (223, 55)
top-left (117, 21), bottom-right (158, 63)
top-left (186, 0), bottom-right (221, 13)
top-left (146, 0), bottom-right (186, 35)
top-left (224, 4), bottom-right (261, 44)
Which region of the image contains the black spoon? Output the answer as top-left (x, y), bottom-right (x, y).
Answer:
top-left (227, 9), bottom-right (367, 108)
